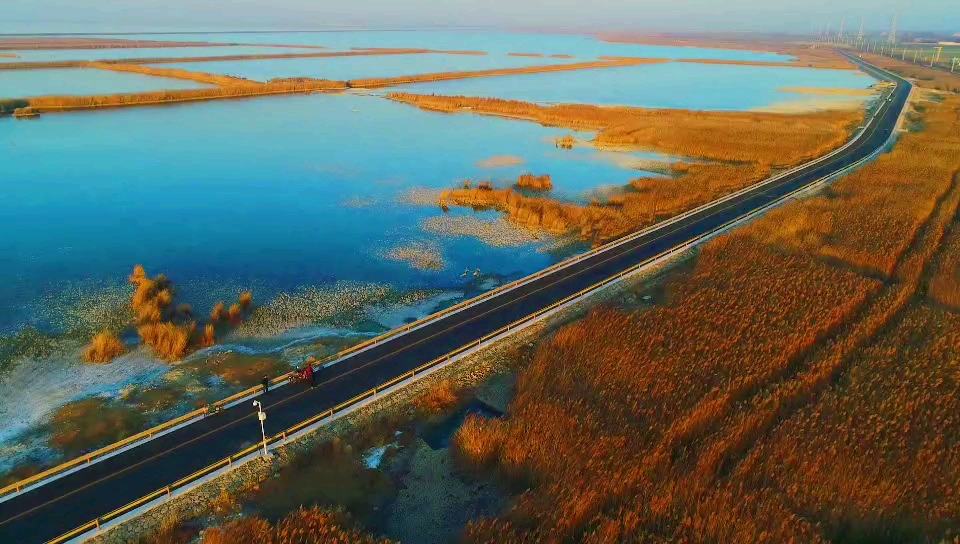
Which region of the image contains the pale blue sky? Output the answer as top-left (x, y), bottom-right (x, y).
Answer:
top-left (2, 0), bottom-right (956, 34)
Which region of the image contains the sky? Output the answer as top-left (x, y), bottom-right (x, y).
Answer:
top-left (2, 0), bottom-right (956, 35)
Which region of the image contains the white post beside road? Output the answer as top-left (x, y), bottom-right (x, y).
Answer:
top-left (252, 400), bottom-right (271, 459)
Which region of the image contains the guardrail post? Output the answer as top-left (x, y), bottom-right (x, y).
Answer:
top-left (96, 518), bottom-right (101, 532)
top-left (282, 431), bottom-right (287, 444)
top-left (166, 487), bottom-right (172, 500)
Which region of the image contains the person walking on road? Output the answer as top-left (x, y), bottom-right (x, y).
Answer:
top-left (306, 363), bottom-right (316, 388)
top-left (261, 375), bottom-right (269, 393)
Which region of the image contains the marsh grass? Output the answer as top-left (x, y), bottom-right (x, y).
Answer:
top-left (49, 398), bottom-right (145, 455)
top-left (388, 93), bottom-right (862, 166)
top-left (201, 507), bottom-right (390, 544)
top-left (456, 89), bottom-right (960, 543)
top-left (81, 330), bottom-right (127, 363)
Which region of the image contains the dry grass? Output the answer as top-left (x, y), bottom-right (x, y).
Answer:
top-left (440, 162), bottom-right (770, 244)
top-left (254, 438), bottom-right (394, 522)
top-left (599, 33), bottom-right (856, 69)
top-left (201, 507), bottom-right (390, 544)
top-left (412, 379), bottom-right (462, 415)
top-left (348, 58), bottom-right (665, 89)
top-left (138, 322), bottom-right (194, 361)
top-left (455, 84), bottom-right (960, 543)
top-left (859, 52), bottom-right (960, 93)
top-left (514, 173), bottom-right (553, 191)
top-left (927, 219), bottom-right (960, 309)
top-left (124, 266), bottom-right (254, 360)
top-left (743, 94), bottom-right (960, 278)
top-left (81, 330), bottom-right (127, 363)
top-left (388, 93), bottom-right (861, 166)
top-left (14, 78), bottom-right (347, 115)
top-left (87, 61), bottom-right (255, 86)
top-left (49, 398), bottom-right (145, 455)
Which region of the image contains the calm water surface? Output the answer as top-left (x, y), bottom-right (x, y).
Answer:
top-left (80, 31), bottom-right (794, 62)
top-left (0, 93), bottom-right (659, 335)
top-left (0, 45), bottom-right (319, 64)
top-left (389, 62), bottom-right (877, 110)
top-left (0, 68), bottom-right (210, 98)
top-left (151, 52), bottom-right (576, 82)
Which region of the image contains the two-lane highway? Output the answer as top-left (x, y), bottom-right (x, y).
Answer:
top-left (0, 52), bottom-right (910, 543)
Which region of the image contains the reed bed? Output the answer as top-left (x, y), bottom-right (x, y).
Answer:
top-left (201, 507), bottom-right (390, 544)
top-left (387, 93), bottom-right (861, 166)
top-left (349, 58), bottom-right (664, 89)
top-left (81, 331), bottom-right (127, 363)
top-left (461, 236), bottom-right (879, 541)
top-left (860, 52), bottom-right (960, 93)
top-left (455, 83), bottom-right (960, 543)
top-left (514, 173), bottom-right (553, 191)
top-left (77, 266), bottom-right (255, 362)
top-left (600, 33), bottom-right (856, 69)
top-left (743, 94), bottom-right (960, 278)
top-left (440, 162), bottom-right (770, 244)
top-left (86, 61), bottom-right (255, 86)
top-left (14, 78), bottom-right (347, 114)
top-left (927, 220), bottom-right (960, 309)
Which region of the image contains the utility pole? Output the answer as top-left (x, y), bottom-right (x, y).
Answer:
top-left (902, 47), bottom-right (907, 60)
top-left (913, 49), bottom-right (919, 62)
top-left (934, 46), bottom-right (943, 65)
top-left (888, 0), bottom-right (901, 45)
top-left (952, 58), bottom-right (959, 73)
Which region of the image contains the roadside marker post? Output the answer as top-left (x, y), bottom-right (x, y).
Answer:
top-left (252, 400), bottom-right (272, 459)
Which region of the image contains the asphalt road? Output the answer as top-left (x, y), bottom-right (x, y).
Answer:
top-left (0, 52), bottom-right (909, 544)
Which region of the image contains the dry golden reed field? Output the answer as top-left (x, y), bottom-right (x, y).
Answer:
top-left (394, 93), bottom-right (857, 244)
top-left (448, 82), bottom-right (960, 542)
top-left (387, 93), bottom-right (861, 165)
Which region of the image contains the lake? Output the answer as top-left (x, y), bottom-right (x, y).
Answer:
top-left (0, 31), bottom-right (875, 468)
top-left (0, 45), bottom-right (321, 64)
top-left (0, 67), bottom-right (211, 98)
top-left (388, 62), bottom-right (877, 110)
top-left (61, 30), bottom-right (795, 62)
top-left (149, 52), bottom-right (577, 82)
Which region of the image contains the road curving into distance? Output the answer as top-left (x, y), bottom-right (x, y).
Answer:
top-left (0, 51), bottom-right (910, 544)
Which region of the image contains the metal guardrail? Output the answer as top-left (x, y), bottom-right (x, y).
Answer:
top-left (44, 101), bottom-right (907, 542)
top-left (0, 57), bottom-right (897, 505)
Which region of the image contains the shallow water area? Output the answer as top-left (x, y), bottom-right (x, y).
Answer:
top-left (150, 52), bottom-right (576, 82)
top-left (0, 45), bottom-right (319, 63)
top-left (0, 92), bottom-right (655, 339)
top-left (81, 31), bottom-right (793, 62)
top-left (388, 61), bottom-right (877, 110)
top-left (0, 67), bottom-right (211, 98)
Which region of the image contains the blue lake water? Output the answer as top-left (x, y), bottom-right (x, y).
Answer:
top-left (151, 53), bottom-right (576, 82)
top-left (72, 31), bottom-right (794, 62)
top-left (0, 45), bottom-right (320, 64)
top-left (388, 62), bottom-right (877, 110)
top-left (0, 68), bottom-right (211, 98)
top-left (0, 93), bottom-right (659, 336)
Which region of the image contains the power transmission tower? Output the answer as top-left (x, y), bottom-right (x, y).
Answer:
top-left (888, 0), bottom-right (901, 45)
top-left (838, 17), bottom-right (846, 42)
top-left (856, 18), bottom-right (865, 46)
